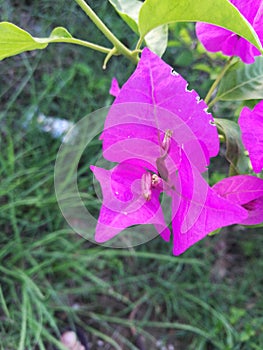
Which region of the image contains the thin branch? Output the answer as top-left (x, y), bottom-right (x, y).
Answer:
top-left (204, 56), bottom-right (234, 106)
top-left (74, 0), bottom-right (138, 64)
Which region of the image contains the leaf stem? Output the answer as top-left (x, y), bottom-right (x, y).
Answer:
top-left (74, 0), bottom-right (138, 64)
top-left (135, 36), bottom-right (144, 51)
top-left (103, 47), bottom-right (117, 69)
top-left (204, 56), bottom-right (234, 107)
top-left (38, 37), bottom-right (111, 53)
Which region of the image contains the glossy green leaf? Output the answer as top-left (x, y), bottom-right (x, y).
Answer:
top-left (138, 0), bottom-right (263, 52)
top-left (216, 57), bottom-right (263, 101)
top-left (0, 22), bottom-right (74, 60)
top-left (215, 118), bottom-right (249, 175)
top-left (108, 0), bottom-right (168, 56)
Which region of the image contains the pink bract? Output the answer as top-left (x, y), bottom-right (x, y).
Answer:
top-left (196, 0), bottom-right (263, 63)
top-left (109, 77), bottom-right (120, 97)
top-left (90, 161), bottom-right (171, 243)
top-left (238, 100), bottom-right (263, 173)
top-left (91, 48), bottom-right (248, 255)
top-left (213, 175), bottom-right (263, 225)
top-left (103, 49), bottom-right (219, 171)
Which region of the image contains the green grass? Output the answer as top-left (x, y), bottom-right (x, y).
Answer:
top-left (1, 0), bottom-right (263, 349)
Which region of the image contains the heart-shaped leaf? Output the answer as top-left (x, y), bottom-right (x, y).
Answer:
top-left (138, 0), bottom-right (263, 53)
top-left (216, 57), bottom-right (263, 101)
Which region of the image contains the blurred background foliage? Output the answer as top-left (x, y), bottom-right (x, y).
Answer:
top-left (1, 0), bottom-right (263, 349)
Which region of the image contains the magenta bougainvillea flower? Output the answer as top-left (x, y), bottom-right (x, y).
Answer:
top-left (196, 0), bottom-right (263, 63)
top-left (238, 100), bottom-right (263, 173)
top-left (213, 175), bottom-right (263, 225)
top-left (91, 48), bottom-right (248, 255)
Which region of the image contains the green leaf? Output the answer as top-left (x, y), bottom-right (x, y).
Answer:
top-left (0, 22), bottom-right (48, 60)
top-left (49, 27), bottom-right (73, 39)
top-left (108, 0), bottom-right (168, 56)
top-left (144, 25), bottom-right (168, 57)
top-left (216, 57), bottom-right (263, 101)
top-left (215, 118), bottom-right (249, 175)
top-left (108, 0), bottom-right (141, 34)
top-left (138, 0), bottom-right (263, 53)
top-left (0, 22), bottom-right (75, 60)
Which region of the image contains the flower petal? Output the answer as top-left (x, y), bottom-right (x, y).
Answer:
top-left (90, 162), bottom-right (170, 243)
top-left (170, 154), bottom-right (247, 255)
top-left (196, 23), bottom-right (232, 53)
top-left (213, 175), bottom-right (263, 225)
top-left (102, 48), bottom-right (218, 168)
top-left (242, 197), bottom-right (263, 225)
top-left (196, 0), bottom-right (263, 63)
top-left (109, 77), bottom-right (121, 97)
top-left (254, 1), bottom-right (263, 46)
top-left (238, 100), bottom-right (263, 173)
